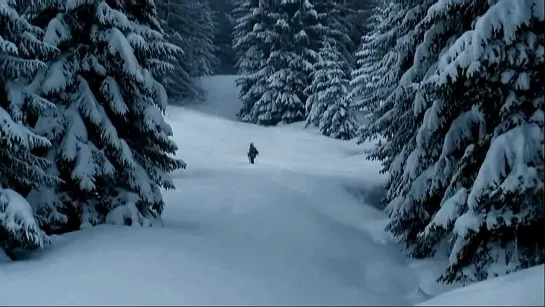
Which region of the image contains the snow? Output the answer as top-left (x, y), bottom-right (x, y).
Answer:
top-left (0, 189), bottom-right (48, 249)
top-left (0, 75), bottom-right (540, 305)
top-left (424, 187), bottom-right (467, 232)
top-left (417, 264), bottom-right (545, 306)
top-left (0, 107), bottom-right (50, 149)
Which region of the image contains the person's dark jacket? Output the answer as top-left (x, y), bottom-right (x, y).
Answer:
top-left (248, 144), bottom-right (259, 158)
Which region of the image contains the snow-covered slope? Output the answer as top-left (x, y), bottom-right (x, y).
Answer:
top-left (0, 75), bottom-right (540, 306)
top-left (417, 264), bottom-right (544, 306)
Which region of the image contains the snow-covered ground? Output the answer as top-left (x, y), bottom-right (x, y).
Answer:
top-left (417, 264), bottom-right (545, 306)
top-left (0, 75), bottom-right (542, 306)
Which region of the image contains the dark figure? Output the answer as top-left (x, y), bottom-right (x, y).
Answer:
top-left (248, 143), bottom-right (259, 164)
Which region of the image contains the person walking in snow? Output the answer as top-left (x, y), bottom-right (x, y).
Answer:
top-left (248, 143), bottom-right (259, 164)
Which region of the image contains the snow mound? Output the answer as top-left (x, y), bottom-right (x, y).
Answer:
top-left (416, 264), bottom-right (545, 306)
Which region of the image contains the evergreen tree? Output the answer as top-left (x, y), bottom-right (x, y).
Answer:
top-left (352, 4), bottom-right (433, 243)
top-left (305, 41), bottom-right (357, 140)
top-left (342, 0), bottom-right (378, 49)
top-left (415, 0), bottom-right (544, 284)
top-left (28, 0), bottom-right (185, 233)
top-left (231, 0), bottom-right (255, 71)
top-left (362, 0), bottom-right (544, 284)
top-left (353, 0), bottom-right (444, 275)
top-left (156, 0), bottom-right (218, 102)
top-left (156, 0), bottom-right (203, 102)
top-left (351, 0), bottom-right (414, 151)
top-left (235, 0), bottom-right (324, 125)
top-left (189, 0), bottom-right (219, 77)
top-left (209, 0), bottom-right (237, 74)
top-left (368, 0), bottom-right (447, 258)
top-left (312, 0), bottom-right (355, 73)
top-left (349, 1), bottom-right (395, 112)
top-left (232, 0), bottom-right (271, 123)
top-left (0, 0), bottom-right (58, 256)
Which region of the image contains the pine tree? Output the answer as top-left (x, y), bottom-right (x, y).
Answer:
top-left (364, 0), bottom-right (544, 284)
top-left (0, 0), bottom-right (59, 256)
top-left (349, 1), bottom-right (395, 112)
top-left (28, 0), bottom-right (186, 232)
top-left (420, 0), bottom-right (544, 284)
top-left (235, 0), bottom-right (324, 126)
top-left (232, 0), bottom-right (255, 71)
top-left (312, 0), bottom-right (355, 73)
top-left (354, 2), bottom-right (435, 237)
top-left (352, 1), bottom-right (416, 152)
top-left (209, 0), bottom-right (237, 74)
top-left (305, 41), bottom-right (357, 140)
top-left (156, 0), bottom-right (203, 101)
top-left (190, 0), bottom-right (219, 78)
top-left (352, 0), bottom-right (442, 270)
top-left (375, 0), bottom-right (455, 259)
top-left (232, 0), bottom-right (272, 123)
top-left (343, 0), bottom-right (378, 49)
top-left (156, 0), bottom-right (219, 102)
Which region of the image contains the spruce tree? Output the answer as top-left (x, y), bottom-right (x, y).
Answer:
top-left (376, 0), bottom-right (455, 258)
top-left (420, 0), bottom-right (544, 283)
top-left (343, 0), bottom-right (378, 49)
top-left (312, 0), bottom-right (355, 73)
top-left (305, 41), bottom-right (357, 140)
top-left (210, 0), bottom-right (237, 74)
top-left (0, 0), bottom-right (58, 256)
top-left (355, 0), bottom-right (435, 219)
top-left (156, 0), bottom-right (203, 102)
top-left (235, 0), bottom-right (324, 126)
top-left (363, 0), bottom-right (544, 284)
top-left (28, 0), bottom-right (185, 232)
top-left (156, 0), bottom-right (218, 102)
top-left (232, 0), bottom-right (255, 71)
top-left (349, 1), bottom-right (395, 112)
top-left (232, 0), bottom-right (272, 123)
top-left (190, 0), bottom-right (219, 78)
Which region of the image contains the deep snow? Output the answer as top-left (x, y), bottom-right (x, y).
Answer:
top-left (417, 264), bottom-right (545, 306)
top-left (0, 75), bottom-right (542, 306)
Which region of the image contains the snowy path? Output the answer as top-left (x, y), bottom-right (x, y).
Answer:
top-left (2, 75), bottom-right (541, 306)
top-left (0, 76), bottom-right (447, 306)
top-left (159, 107), bottom-right (418, 305)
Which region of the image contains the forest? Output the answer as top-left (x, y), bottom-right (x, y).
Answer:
top-left (0, 0), bottom-right (543, 297)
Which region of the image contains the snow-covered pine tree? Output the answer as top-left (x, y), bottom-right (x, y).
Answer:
top-left (263, 0), bottom-right (321, 124)
top-left (305, 40), bottom-right (357, 140)
top-left (190, 0), bottom-right (219, 77)
top-left (156, 0), bottom-right (203, 102)
top-left (416, 0), bottom-right (544, 284)
top-left (0, 0), bottom-right (59, 256)
top-left (349, 0), bottom-right (394, 112)
top-left (232, 0), bottom-right (273, 123)
top-left (349, 0), bottom-right (439, 271)
top-left (353, 5), bottom-right (436, 252)
top-left (232, 0), bottom-right (255, 71)
top-left (236, 0), bottom-right (324, 125)
top-left (343, 0), bottom-right (378, 49)
top-left (28, 0), bottom-right (186, 232)
top-left (156, 0), bottom-right (218, 102)
top-left (369, 0), bottom-right (544, 284)
top-left (352, 0), bottom-right (419, 150)
top-left (312, 0), bottom-right (355, 73)
top-left (240, 0), bottom-right (299, 125)
top-left (210, 0), bottom-right (237, 74)
top-left (379, 0), bottom-right (467, 259)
